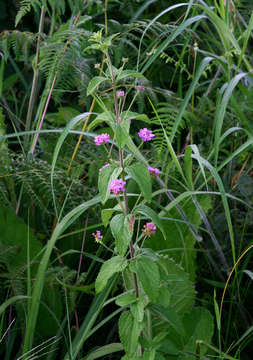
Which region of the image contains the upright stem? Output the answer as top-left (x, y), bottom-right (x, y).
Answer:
top-left (25, 5), bottom-right (45, 150)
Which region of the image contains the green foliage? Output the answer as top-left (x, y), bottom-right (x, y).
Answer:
top-left (110, 214), bottom-right (133, 256)
top-left (95, 256), bottom-right (127, 293)
top-left (125, 163), bottom-right (152, 203)
top-left (1, 0), bottom-right (253, 359)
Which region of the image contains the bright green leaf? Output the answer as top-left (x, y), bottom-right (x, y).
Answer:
top-left (110, 214), bottom-right (133, 256)
top-left (87, 76), bottom-right (108, 95)
top-left (126, 163), bottom-right (152, 203)
top-left (130, 256), bottom-right (160, 303)
top-left (98, 165), bottom-right (122, 204)
top-left (95, 256), bottom-right (127, 294)
top-left (119, 310), bottom-right (144, 356)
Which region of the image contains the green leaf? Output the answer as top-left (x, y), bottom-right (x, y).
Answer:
top-left (145, 196), bottom-right (212, 280)
top-left (98, 165), bottom-right (122, 204)
top-left (101, 208), bottom-right (116, 227)
top-left (118, 310), bottom-right (144, 356)
top-left (181, 307), bottom-right (214, 359)
top-left (95, 256), bottom-right (127, 294)
top-left (115, 122), bottom-right (129, 149)
top-left (83, 343), bottom-right (123, 360)
top-left (116, 70), bottom-right (146, 82)
top-left (134, 204), bottom-right (165, 237)
top-left (110, 214), bottom-right (133, 256)
top-left (115, 292), bottom-right (137, 307)
top-left (87, 76), bottom-right (108, 95)
top-left (157, 257), bottom-right (195, 315)
top-left (150, 304), bottom-right (185, 337)
top-left (87, 111), bottom-right (115, 131)
top-left (130, 299), bottom-right (145, 323)
top-left (184, 146), bottom-right (193, 190)
top-left (121, 111), bottom-right (150, 124)
top-left (126, 163), bottom-right (152, 203)
top-left (130, 256), bottom-right (160, 303)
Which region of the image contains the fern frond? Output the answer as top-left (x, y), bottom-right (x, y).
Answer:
top-left (15, 0), bottom-right (41, 27)
top-left (151, 101), bottom-right (186, 159)
top-left (0, 30), bottom-right (37, 63)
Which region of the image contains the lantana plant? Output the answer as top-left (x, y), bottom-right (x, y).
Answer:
top-left (85, 30), bottom-right (213, 360)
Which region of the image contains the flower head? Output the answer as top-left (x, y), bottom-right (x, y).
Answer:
top-left (99, 163), bottom-right (110, 172)
top-left (94, 133), bottom-right (110, 146)
top-left (116, 90), bottom-right (125, 98)
top-left (137, 85), bottom-right (145, 91)
top-left (147, 167), bottom-right (160, 177)
top-left (108, 179), bottom-right (126, 195)
top-left (92, 230), bottom-right (103, 243)
top-left (138, 128), bottom-right (155, 142)
top-left (142, 222), bottom-right (156, 236)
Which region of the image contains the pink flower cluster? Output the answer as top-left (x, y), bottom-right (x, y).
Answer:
top-left (92, 230), bottom-right (103, 243)
top-left (147, 167), bottom-right (160, 177)
top-left (137, 85), bottom-right (145, 91)
top-left (94, 133), bottom-right (110, 146)
top-left (116, 90), bottom-right (125, 98)
top-left (142, 222), bottom-right (156, 236)
top-left (108, 179), bottom-right (126, 195)
top-left (138, 128), bottom-right (155, 142)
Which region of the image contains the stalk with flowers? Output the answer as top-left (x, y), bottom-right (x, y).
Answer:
top-left (84, 30), bottom-right (214, 360)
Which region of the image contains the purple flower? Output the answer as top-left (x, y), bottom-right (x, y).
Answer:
top-left (147, 167), bottom-right (160, 177)
top-left (99, 163), bottom-right (110, 172)
top-left (138, 128), bottom-right (155, 142)
top-left (108, 179), bottom-right (126, 195)
top-left (137, 85), bottom-right (145, 91)
top-left (94, 133), bottom-right (110, 146)
top-left (116, 90), bottom-right (125, 98)
top-left (142, 222), bottom-right (156, 236)
top-left (92, 230), bottom-right (103, 243)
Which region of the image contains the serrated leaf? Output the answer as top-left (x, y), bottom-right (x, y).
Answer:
top-left (125, 164), bottom-right (152, 203)
top-left (181, 307), bottom-right (214, 359)
top-left (98, 165), bottom-right (122, 204)
top-left (130, 256), bottom-right (160, 303)
top-left (115, 122), bottom-right (130, 149)
top-left (87, 76), bottom-right (108, 95)
top-left (150, 304), bottom-right (185, 336)
top-left (119, 310), bottom-right (144, 356)
top-left (95, 256), bottom-right (127, 293)
top-left (116, 70), bottom-right (146, 82)
top-left (110, 214), bottom-right (133, 256)
top-left (157, 257), bottom-right (195, 315)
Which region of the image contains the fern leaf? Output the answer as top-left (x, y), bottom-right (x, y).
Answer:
top-left (15, 0), bottom-right (41, 27)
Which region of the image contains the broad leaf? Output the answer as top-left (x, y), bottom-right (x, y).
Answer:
top-left (130, 256), bottom-right (160, 303)
top-left (116, 70), bottom-right (146, 81)
top-left (126, 163), bottom-right (152, 203)
top-left (115, 122), bottom-right (129, 149)
top-left (101, 208), bottom-right (116, 227)
top-left (180, 307), bottom-right (214, 359)
top-left (87, 76), bottom-right (107, 95)
top-left (98, 165), bottom-right (122, 204)
top-left (110, 214), bottom-right (133, 256)
top-left (95, 256), bottom-right (127, 294)
top-left (116, 292), bottom-right (137, 307)
top-left (118, 310), bottom-right (144, 356)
